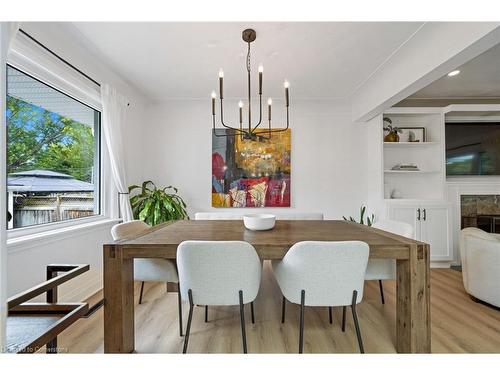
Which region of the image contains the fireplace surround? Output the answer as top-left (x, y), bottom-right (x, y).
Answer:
top-left (461, 194), bottom-right (500, 233)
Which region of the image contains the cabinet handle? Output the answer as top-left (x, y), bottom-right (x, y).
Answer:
top-left (423, 208), bottom-right (426, 221)
top-left (417, 208), bottom-right (421, 221)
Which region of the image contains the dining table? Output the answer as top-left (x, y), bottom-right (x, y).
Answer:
top-left (103, 219), bottom-right (430, 353)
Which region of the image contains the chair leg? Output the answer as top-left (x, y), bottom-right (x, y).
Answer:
top-left (139, 281), bottom-right (145, 305)
top-left (328, 307), bottom-right (333, 324)
top-left (378, 280), bottom-right (385, 305)
top-left (177, 284), bottom-right (183, 337)
top-left (281, 296), bottom-right (286, 323)
top-left (299, 290), bottom-right (305, 354)
top-left (238, 290), bottom-right (248, 354)
top-left (205, 305), bottom-right (208, 323)
top-left (250, 301), bottom-right (255, 324)
top-left (182, 289), bottom-right (194, 354)
top-left (342, 306), bottom-right (346, 332)
top-left (351, 290), bottom-right (364, 353)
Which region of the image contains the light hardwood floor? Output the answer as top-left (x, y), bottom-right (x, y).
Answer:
top-left (55, 263), bottom-right (500, 353)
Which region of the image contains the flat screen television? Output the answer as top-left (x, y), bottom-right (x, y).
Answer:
top-left (446, 122), bottom-right (500, 176)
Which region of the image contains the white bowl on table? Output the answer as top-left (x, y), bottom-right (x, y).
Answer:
top-left (243, 214), bottom-right (276, 231)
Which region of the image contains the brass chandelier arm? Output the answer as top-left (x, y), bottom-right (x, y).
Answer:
top-left (251, 94), bottom-right (263, 132)
top-left (252, 107), bottom-right (289, 135)
top-left (219, 99), bottom-right (245, 133)
top-left (213, 106), bottom-right (246, 137)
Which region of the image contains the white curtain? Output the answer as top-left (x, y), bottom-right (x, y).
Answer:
top-left (101, 84), bottom-right (133, 222)
top-left (1, 21), bottom-right (19, 352)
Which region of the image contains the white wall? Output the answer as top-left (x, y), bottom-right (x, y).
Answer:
top-left (140, 98), bottom-right (369, 220)
top-left (7, 221), bottom-right (115, 300)
top-left (5, 23), bottom-right (146, 301)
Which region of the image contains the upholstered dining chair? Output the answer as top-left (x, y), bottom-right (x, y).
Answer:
top-left (273, 241), bottom-right (369, 353)
top-left (177, 241), bottom-right (261, 353)
top-left (111, 220), bottom-right (183, 336)
top-left (365, 219), bottom-right (413, 304)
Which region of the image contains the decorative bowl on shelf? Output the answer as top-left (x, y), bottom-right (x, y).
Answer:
top-left (243, 214), bottom-right (276, 231)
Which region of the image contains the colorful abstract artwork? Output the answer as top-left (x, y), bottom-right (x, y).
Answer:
top-left (212, 129), bottom-right (291, 207)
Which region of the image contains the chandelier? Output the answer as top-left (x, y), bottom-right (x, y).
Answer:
top-left (211, 28), bottom-right (290, 141)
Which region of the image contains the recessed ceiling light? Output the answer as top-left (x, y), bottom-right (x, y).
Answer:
top-left (447, 70), bottom-right (460, 77)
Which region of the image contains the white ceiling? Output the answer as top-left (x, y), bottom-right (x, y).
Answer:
top-left (68, 22), bottom-right (423, 100)
top-left (409, 42), bottom-right (500, 99)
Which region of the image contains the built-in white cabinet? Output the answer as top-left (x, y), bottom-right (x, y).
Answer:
top-left (388, 201), bottom-right (452, 263)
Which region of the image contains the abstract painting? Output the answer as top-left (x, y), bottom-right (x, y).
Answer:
top-left (212, 129), bottom-right (291, 207)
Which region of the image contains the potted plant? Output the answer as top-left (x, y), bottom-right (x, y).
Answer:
top-left (343, 205), bottom-right (375, 226)
top-left (129, 181), bottom-right (189, 226)
top-left (383, 117), bottom-right (402, 142)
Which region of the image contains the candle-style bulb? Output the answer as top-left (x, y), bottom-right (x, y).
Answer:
top-left (267, 98), bottom-right (272, 121)
top-left (211, 91), bottom-right (216, 115)
top-left (258, 65), bottom-right (263, 95)
top-left (284, 80), bottom-right (290, 107)
top-left (239, 100), bottom-right (243, 124)
top-left (219, 69), bottom-right (224, 99)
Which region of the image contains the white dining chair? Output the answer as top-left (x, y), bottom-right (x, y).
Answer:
top-left (273, 241), bottom-right (369, 353)
top-left (111, 220), bottom-right (183, 336)
top-left (177, 240), bottom-right (261, 353)
top-left (365, 219), bottom-right (413, 304)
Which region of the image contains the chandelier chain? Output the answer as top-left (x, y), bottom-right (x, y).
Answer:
top-left (246, 42), bottom-right (251, 73)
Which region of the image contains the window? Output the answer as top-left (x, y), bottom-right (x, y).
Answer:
top-left (6, 65), bottom-right (100, 229)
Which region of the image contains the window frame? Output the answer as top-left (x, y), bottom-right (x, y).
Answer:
top-left (6, 63), bottom-right (103, 234)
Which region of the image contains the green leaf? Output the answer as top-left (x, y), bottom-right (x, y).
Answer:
top-left (128, 184), bottom-right (141, 193)
top-left (128, 181), bottom-right (188, 225)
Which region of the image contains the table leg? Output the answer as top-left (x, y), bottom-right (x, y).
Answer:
top-left (396, 243), bottom-right (431, 353)
top-left (104, 244), bottom-right (135, 353)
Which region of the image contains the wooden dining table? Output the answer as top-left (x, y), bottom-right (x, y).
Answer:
top-left (103, 219), bottom-right (430, 353)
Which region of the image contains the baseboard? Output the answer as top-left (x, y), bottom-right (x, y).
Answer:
top-left (431, 262), bottom-right (451, 269)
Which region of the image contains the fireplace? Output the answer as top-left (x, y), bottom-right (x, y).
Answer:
top-left (461, 195), bottom-right (500, 233)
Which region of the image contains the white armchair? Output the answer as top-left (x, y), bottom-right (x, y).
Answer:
top-left (460, 227), bottom-right (500, 308)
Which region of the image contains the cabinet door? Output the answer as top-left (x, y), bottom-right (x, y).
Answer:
top-left (420, 205), bottom-right (451, 260)
top-left (387, 205), bottom-right (420, 240)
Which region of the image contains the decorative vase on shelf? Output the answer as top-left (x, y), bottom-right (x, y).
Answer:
top-left (390, 189), bottom-right (402, 199)
top-left (384, 132), bottom-right (400, 142)
top-left (383, 117), bottom-right (401, 142)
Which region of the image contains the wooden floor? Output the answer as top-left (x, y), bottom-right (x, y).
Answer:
top-left (55, 263), bottom-right (500, 353)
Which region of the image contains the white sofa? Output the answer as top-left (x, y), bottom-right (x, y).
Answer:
top-left (194, 212), bottom-right (324, 220)
top-left (460, 227), bottom-right (500, 307)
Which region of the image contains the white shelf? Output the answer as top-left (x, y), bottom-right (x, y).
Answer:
top-left (384, 170), bottom-right (441, 174)
top-left (382, 108), bottom-right (446, 200)
top-left (383, 142), bottom-right (440, 147)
